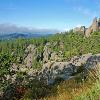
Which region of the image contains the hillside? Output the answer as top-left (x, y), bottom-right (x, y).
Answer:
top-left (0, 33), bottom-right (52, 40)
top-left (0, 31), bottom-right (100, 100)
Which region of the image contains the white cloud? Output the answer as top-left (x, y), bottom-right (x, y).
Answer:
top-left (0, 23), bottom-right (59, 34)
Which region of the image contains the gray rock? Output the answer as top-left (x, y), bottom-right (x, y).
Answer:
top-left (85, 17), bottom-right (98, 37)
top-left (74, 26), bottom-right (86, 35)
top-left (24, 44), bottom-right (36, 68)
top-left (25, 44), bottom-right (36, 53)
top-left (74, 17), bottom-right (100, 37)
top-left (40, 53), bottom-right (100, 85)
top-left (50, 52), bottom-right (59, 61)
top-left (43, 45), bottom-right (51, 63)
top-left (10, 51), bottom-right (100, 86)
top-left (10, 63), bottom-right (18, 72)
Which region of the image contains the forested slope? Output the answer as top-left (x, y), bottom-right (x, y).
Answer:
top-left (0, 31), bottom-right (100, 100)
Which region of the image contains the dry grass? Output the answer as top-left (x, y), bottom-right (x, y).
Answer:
top-left (43, 80), bottom-right (92, 100)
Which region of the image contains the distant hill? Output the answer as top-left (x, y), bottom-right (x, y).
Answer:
top-left (0, 33), bottom-right (53, 40)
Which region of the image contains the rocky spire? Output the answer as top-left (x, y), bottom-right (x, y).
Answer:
top-left (73, 17), bottom-right (100, 37)
top-left (92, 17), bottom-right (98, 32)
top-left (85, 17), bottom-right (99, 37)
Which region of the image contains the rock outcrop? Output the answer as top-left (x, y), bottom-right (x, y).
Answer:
top-left (7, 44), bottom-right (37, 84)
top-left (10, 53), bottom-right (100, 85)
top-left (43, 43), bottom-right (51, 63)
top-left (40, 53), bottom-right (100, 85)
top-left (24, 44), bottom-right (36, 68)
top-left (74, 17), bottom-right (100, 37)
top-left (74, 26), bottom-right (86, 35)
top-left (85, 17), bottom-right (100, 37)
top-left (1, 53), bottom-right (100, 99)
top-left (8, 43), bottom-right (100, 86)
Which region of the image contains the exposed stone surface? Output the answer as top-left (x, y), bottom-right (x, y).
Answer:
top-left (10, 63), bottom-right (19, 72)
top-left (10, 44), bottom-right (37, 72)
top-left (43, 44), bottom-right (51, 63)
top-left (6, 44), bottom-right (38, 85)
top-left (50, 52), bottom-right (60, 61)
top-left (24, 44), bottom-right (36, 68)
top-left (74, 17), bottom-right (100, 37)
top-left (74, 26), bottom-right (86, 35)
top-left (1, 52), bottom-right (100, 99)
top-left (43, 42), bottom-right (63, 62)
top-left (10, 53), bottom-right (100, 85)
top-left (25, 44), bottom-right (36, 53)
top-left (40, 53), bottom-right (100, 85)
top-left (85, 17), bottom-right (99, 37)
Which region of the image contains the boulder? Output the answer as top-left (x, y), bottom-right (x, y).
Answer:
top-left (41, 53), bottom-right (100, 85)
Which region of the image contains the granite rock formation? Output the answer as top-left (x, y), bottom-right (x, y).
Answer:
top-left (74, 26), bottom-right (86, 35)
top-left (1, 53), bottom-right (100, 99)
top-left (10, 50), bottom-right (100, 85)
top-left (74, 17), bottom-right (100, 37)
top-left (43, 43), bottom-right (51, 63)
top-left (40, 53), bottom-right (100, 85)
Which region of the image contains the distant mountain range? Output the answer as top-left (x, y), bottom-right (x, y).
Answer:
top-left (0, 33), bottom-right (53, 40)
top-left (0, 24), bottom-right (59, 40)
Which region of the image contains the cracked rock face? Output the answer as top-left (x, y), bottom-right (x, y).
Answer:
top-left (24, 44), bottom-right (36, 68)
top-left (74, 17), bottom-right (100, 37)
top-left (9, 44), bottom-right (100, 86)
top-left (41, 53), bottom-right (100, 85)
top-left (1, 53), bottom-right (100, 99)
top-left (85, 17), bottom-right (98, 37)
top-left (43, 45), bottom-right (51, 63)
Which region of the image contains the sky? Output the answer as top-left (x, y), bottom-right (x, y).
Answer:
top-left (0, 0), bottom-right (100, 33)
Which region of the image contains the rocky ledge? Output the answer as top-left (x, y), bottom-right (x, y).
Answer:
top-left (38, 53), bottom-right (100, 85)
top-left (1, 53), bottom-right (100, 100)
